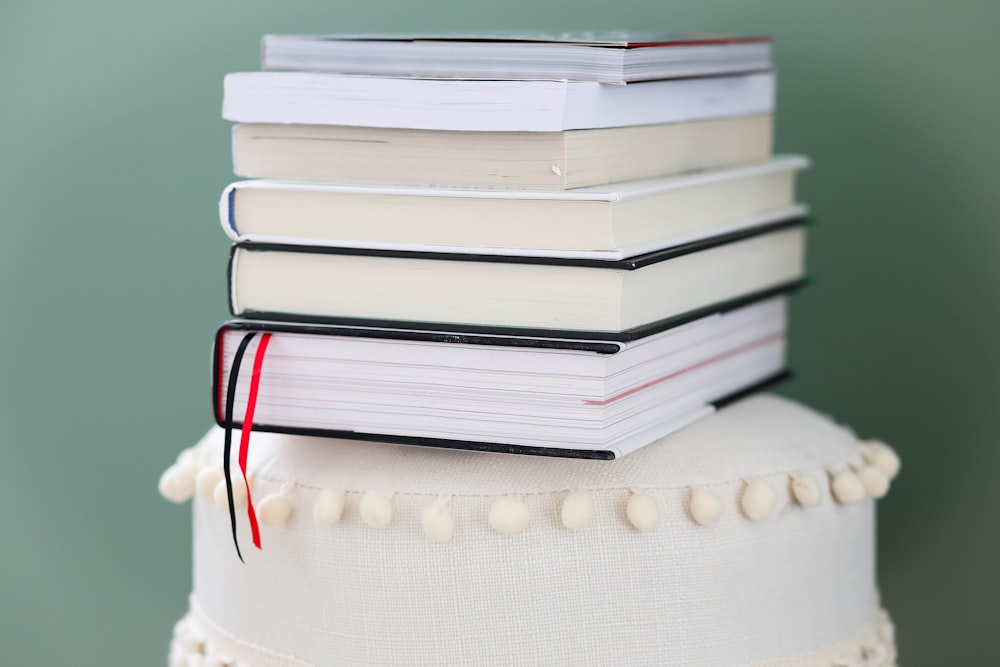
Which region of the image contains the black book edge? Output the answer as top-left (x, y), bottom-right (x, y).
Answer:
top-left (221, 319), bottom-right (626, 354)
top-left (230, 278), bottom-right (807, 342)
top-left (220, 279), bottom-right (801, 350)
top-left (710, 368), bottom-right (792, 409)
top-left (211, 370), bottom-right (791, 460)
top-left (230, 216), bottom-right (808, 270)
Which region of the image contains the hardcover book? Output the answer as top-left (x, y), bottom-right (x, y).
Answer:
top-left (221, 156), bottom-right (808, 259)
top-left (227, 220), bottom-right (807, 338)
top-left (215, 296), bottom-right (789, 458)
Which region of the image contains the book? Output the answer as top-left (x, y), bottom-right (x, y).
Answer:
top-left (221, 156), bottom-right (808, 259)
top-left (222, 71), bottom-right (774, 132)
top-left (231, 114), bottom-right (773, 190)
top-left (214, 296), bottom-right (789, 458)
top-left (227, 220), bottom-right (807, 338)
top-left (261, 32), bottom-right (772, 84)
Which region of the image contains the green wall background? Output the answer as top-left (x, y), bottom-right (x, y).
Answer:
top-left (1, 1), bottom-right (997, 664)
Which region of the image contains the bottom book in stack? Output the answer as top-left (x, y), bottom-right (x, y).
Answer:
top-left (213, 296), bottom-right (790, 459)
top-left (160, 394), bottom-right (900, 667)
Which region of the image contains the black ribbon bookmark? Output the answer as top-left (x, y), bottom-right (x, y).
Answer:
top-left (223, 332), bottom-right (257, 563)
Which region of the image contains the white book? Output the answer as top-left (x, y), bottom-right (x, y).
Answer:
top-left (227, 222), bottom-right (806, 337)
top-left (230, 115), bottom-right (774, 190)
top-left (261, 32), bottom-right (772, 84)
top-left (220, 156), bottom-right (809, 259)
top-left (222, 71), bottom-right (775, 132)
top-left (215, 297), bottom-right (789, 458)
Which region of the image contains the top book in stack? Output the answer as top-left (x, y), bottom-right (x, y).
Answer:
top-left (224, 32), bottom-right (776, 189)
top-left (260, 32), bottom-right (772, 83)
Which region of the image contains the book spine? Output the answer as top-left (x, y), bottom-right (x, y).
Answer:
top-left (219, 183), bottom-right (240, 241)
top-left (219, 319), bottom-right (626, 353)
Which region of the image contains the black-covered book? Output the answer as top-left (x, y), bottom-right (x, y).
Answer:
top-left (214, 296), bottom-right (790, 459)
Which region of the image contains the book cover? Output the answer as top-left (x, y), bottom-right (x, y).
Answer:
top-left (268, 32), bottom-right (770, 47)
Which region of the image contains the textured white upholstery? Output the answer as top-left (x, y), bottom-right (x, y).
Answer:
top-left (178, 395), bottom-right (887, 666)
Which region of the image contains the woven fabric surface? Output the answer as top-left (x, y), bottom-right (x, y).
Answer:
top-left (186, 395), bottom-right (879, 666)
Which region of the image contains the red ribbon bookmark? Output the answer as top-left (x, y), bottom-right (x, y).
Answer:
top-left (239, 332), bottom-right (271, 550)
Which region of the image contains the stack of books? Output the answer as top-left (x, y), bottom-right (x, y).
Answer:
top-left (213, 32), bottom-right (810, 474)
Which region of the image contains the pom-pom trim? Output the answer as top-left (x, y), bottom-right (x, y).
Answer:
top-left (160, 435), bottom-right (899, 542)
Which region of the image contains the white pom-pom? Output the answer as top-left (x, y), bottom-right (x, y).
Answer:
top-left (186, 655), bottom-right (205, 667)
top-left (879, 617), bottom-right (896, 643)
top-left (313, 489), bottom-right (347, 524)
top-left (359, 491), bottom-right (394, 529)
top-left (625, 491), bottom-right (659, 532)
top-left (177, 635), bottom-right (202, 654)
top-left (202, 656), bottom-right (225, 667)
top-left (213, 476), bottom-right (248, 511)
top-left (790, 475), bottom-right (822, 507)
top-left (831, 471), bottom-right (866, 504)
top-left (860, 440), bottom-right (901, 479)
top-left (488, 496), bottom-right (529, 534)
top-left (213, 479), bottom-right (228, 511)
top-left (560, 490), bottom-right (593, 531)
top-left (857, 465), bottom-right (890, 499)
top-left (177, 446), bottom-right (202, 465)
top-left (866, 642), bottom-right (889, 664)
top-left (688, 488), bottom-right (723, 525)
top-left (173, 618), bottom-right (193, 640)
top-left (740, 479), bottom-right (775, 520)
top-left (195, 467), bottom-right (223, 504)
top-left (857, 623), bottom-right (877, 649)
top-left (422, 497), bottom-right (454, 542)
top-left (158, 462), bottom-right (199, 503)
top-left (258, 486), bottom-right (295, 526)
